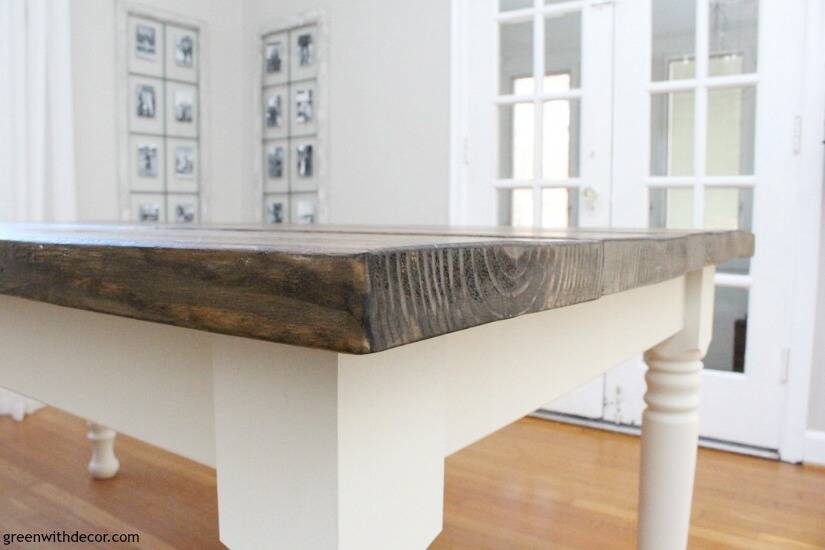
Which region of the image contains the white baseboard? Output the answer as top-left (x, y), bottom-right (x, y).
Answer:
top-left (804, 430), bottom-right (825, 466)
top-left (0, 388), bottom-right (44, 421)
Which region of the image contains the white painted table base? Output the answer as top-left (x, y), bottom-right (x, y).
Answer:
top-left (0, 267), bottom-right (714, 550)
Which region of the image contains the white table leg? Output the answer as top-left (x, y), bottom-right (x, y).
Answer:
top-left (638, 266), bottom-right (715, 550)
top-left (211, 335), bottom-right (446, 550)
top-left (87, 422), bottom-right (120, 479)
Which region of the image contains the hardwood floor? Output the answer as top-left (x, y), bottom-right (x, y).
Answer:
top-left (1, 408), bottom-right (823, 549)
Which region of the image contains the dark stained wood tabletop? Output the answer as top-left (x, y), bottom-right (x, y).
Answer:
top-left (0, 224), bottom-right (753, 354)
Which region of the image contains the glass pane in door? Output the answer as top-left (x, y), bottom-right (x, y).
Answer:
top-left (708, 0), bottom-right (758, 76)
top-left (706, 286), bottom-right (749, 372)
top-left (499, 103), bottom-right (535, 179)
top-left (545, 12), bottom-right (581, 88)
top-left (706, 86), bottom-right (756, 176)
top-left (500, 0), bottom-right (533, 12)
top-left (499, 188), bottom-right (534, 226)
top-left (705, 187), bottom-right (753, 274)
top-left (649, 187), bottom-right (693, 229)
top-left (650, 92), bottom-right (695, 176)
top-left (543, 99), bottom-right (580, 178)
top-left (499, 20), bottom-right (533, 94)
top-left (651, 0), bottom-right (695, 81)
top-left (541, 188), bottom-right (578, 227)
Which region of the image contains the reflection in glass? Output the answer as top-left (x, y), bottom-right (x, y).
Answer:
top-left (541, 188), bottom-right (578, 228)
top-left (705, 287), bottom-right (749, 373)
top-left (709, 0), bottom-right (758, 76)
top-left (705, 187), bottom-right (753, 274)
top-left (649, 188), bottom-right (694, 229)
top-left (499, 21), bottom-right (533, 94)
top-left (650, 92), bottom-right (694, 176)
top-left (543, 99), bottom-right (579, 179)
top-left (545, 12), bottom-right (581, 88)
top-left (500, 0), bottom-right (533, 11)
top-left (499, 103), bottom-right (535, 179)
top-left (499, 188), bottom-right (534, 227)
top-left (706, 86), bottom-right (756, 176)
top-left (652, 0), bottom-right (695, 81)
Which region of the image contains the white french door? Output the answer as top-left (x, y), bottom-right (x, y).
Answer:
top-left (456, 0), bottom-right (807, 452)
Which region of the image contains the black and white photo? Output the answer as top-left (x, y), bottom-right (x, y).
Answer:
top-left (174, 89), bottom-right (194, 123)
top-left (265, 94), bottom-right (283, 128)
top-left (265, 42), bottom-right (283, 74)
top-left (136, 24), bottom-right (156, 58)
top-left (136, 84), bottom-right (156, 118)
top-left (175, 34), bottom-right (194, 67)
top-left (296, 143), bottom-right (313, 177)
top-left (139, 203), bottom-right (160, 222)
top-left (267, 201), bottom-right (284, 224)
top-left (175, 203), bottom-right (196, 223)
top-left (295, 199), bottom-right (315, 224)
top-left (267, 146), bottom-right (285, 178)
top-left (175, 146), bottom-right (194, 178)
top-left (297, 32), bottom-right (313, 66)
top-left (295, 88), bottom-right (313, 124)
top-left (137, 144), bottom-right (158, 177)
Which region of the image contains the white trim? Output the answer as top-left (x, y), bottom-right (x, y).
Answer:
top-left (803, 430), bottom-right (825, 466)
top-left (534, 411), bottom-right (781, 460)
top-left (778, 0), bottom-right (825, 463)
top-left (714, 273), bottom-right (752, 289)
top-left (648, 73), bottom-right (759, 94)
top-left (495, 90), bottom-right (583, 104)
top-left (449, 0), bottom-right (469, 226)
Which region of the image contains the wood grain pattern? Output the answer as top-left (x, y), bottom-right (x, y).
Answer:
top-left (0, 223), bottom-right (754, 353)
top-left (3, 409), bottom-right (823, 549)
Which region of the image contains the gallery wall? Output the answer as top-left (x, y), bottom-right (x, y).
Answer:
top-left (70, 0), bottom-right (250, 223)
top-left (244, 0), bottom-right (451, 225)
top-left (70, 0), bottom-right (451, 225)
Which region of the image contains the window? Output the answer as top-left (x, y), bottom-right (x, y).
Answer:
top-left (648, 0), bottom-right (758, 373)
top-left (496, 2), bottom-right (582, 228)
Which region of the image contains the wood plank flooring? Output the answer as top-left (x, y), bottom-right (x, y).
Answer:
top-left (0, 408), bottom-right (823, 549)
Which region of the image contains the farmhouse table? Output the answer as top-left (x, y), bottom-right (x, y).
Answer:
top-left (0, 223), bottom-right (753, 550)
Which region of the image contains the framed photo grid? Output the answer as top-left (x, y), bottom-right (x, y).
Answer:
top-left (261, 22), bottom-right (321, 225)
top-left (126, 13), bottom-right (201, 224)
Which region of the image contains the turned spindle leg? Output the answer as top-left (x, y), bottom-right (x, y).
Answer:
top-left (87, 422), bottom-right (120, 479)
top-left (637, 266), bottom-right (715, 550)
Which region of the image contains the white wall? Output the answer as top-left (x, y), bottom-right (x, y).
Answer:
top-left (244, 0), bottom-right (451, 225)
top-left (71, 0), bottom-right (451, 225)
top-left (70, 0), bottom-right (250, 223)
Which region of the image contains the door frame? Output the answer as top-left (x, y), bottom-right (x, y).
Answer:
top-left (449, 0), bottom-right (824, 461)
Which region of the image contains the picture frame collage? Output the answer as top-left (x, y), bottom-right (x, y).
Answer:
top-left (261, 23), bottom-right (320, 225)
top-left (127, 14), bottom-right (200, 224)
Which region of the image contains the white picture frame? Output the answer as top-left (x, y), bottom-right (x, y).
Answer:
top-left (166, 194), bottom-right (200, 224)
top-left (130, 193), bottom-right (167, 223)
top-left (263, 194), bottom-right (290, 224)
top-left (128, 16), bottom-right (164, 77)
top-left (290, 192), bottom-right (318, 225)
top-left (262, 85), bottom-right (289, 140)
top-left (166, 81), bottom-right (198, 138)
top-left (289, 80), bottom-right (317, 137)
top-left (263, 140), bottom-right (289, 193)
top-left (166, 138), bottom-right (199, 193)
top-left (129, 134), bottom-right (165, 192)
top-left (291, 137), bottom-right (318, 192)
top-left (263, 32), bottom-right (289, 87)
top-left (289, 25), bottom-right (318, 81)
top-left (165, 25), bottom-right (198, 83)
top-left (129, 75), bottom-right (164, 135)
